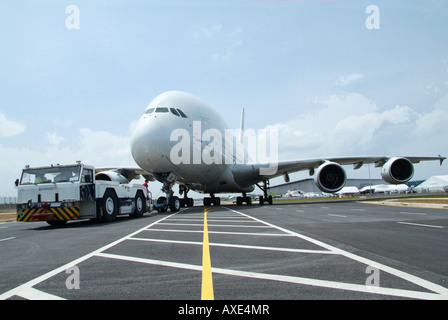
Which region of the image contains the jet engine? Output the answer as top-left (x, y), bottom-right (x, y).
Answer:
top-left (381, 157), bottom-right (414, 184)
top-left (95, 170), bottom-right (129, 184)
top-left (314, 162), bottom-right (347, 193)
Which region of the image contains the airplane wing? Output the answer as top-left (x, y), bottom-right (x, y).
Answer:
top-left (232, 155), bottom-right (445, 193)
top-left (95, 167), bottom-right (156, 182)
top-left (270, 155), bottom-right (445, 178)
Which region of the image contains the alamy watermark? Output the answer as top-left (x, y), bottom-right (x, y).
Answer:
top-left (65, 5), bottom-right (80, 30)
top-left (65, 265), bottom-right (80, 290)
top-left (365, 265), bottom-right (380, 287)
top-left (63, 4), bottom-right (379, 31)
top-left (169, 121), bottom-right (279, 175)
top-left (365, 5), bottom-right (380, 30)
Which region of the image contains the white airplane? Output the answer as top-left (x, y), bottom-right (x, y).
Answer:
top-left (130, 91), bottom-right (445, 212)
top-left (283, 190), bottom-right (304, 198)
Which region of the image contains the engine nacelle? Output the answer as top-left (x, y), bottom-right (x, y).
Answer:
top-left (314, 162), bottom-right (347, 193)
top-left (95, 170), bottom-right (129, 184)
top-left (381, 157), bottom-right (414, 184)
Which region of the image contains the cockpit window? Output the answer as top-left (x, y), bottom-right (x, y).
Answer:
top-left (146, 106), bottom-right (187, 117)
top-left (170, 108), bottom-right (180, 117)
top-left (177, 109), bottom-right (188, 118)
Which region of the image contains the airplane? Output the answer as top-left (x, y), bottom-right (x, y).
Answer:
top-left (130, 91), bottom-right (445, 212)
top-left (283, 190), bottom-right (304, 198)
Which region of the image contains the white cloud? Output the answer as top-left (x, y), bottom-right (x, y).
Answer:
top-left (0, 114), bottom-right (26, 137)
top-left (413, 95), bottom-right (448, 136)
top-left (265, 92), bottom-right (448, 163)
top-left (334, 105), bottom-right (414, 146)
top-left (336, 73), bottom-right (364, 87)
top-left (76, 128), bottom-right (132, 165)
top-left (47, 132), bottom-right (65, 147)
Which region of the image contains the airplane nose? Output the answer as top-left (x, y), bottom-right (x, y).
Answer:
top-left (130, 116), bottom-right (174, 172)
top-left (131, 117), bottom-right (160, 168)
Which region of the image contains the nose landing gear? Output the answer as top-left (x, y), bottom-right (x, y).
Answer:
top-left (156, 179), bottom-right (181, 213)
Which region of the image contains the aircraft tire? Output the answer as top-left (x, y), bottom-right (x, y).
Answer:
top-left (102, 189), bottom-right (118, 222)
top-left (203, 197), bottom-right (211, 207)
top-left (130, 191), bottom-right (146, 218)
top-left (157, 197), bottom-right (168, 213)
top-left (169, 196), bottom-right (181, 212)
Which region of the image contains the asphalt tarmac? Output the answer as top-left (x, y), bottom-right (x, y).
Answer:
top-left (0, 201), bottom-right (447, 302)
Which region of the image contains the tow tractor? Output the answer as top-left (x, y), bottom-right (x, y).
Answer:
top-left (15, 162), bottom-right (153, 226)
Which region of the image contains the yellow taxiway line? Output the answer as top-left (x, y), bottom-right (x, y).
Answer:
top-left (201, 207), bottom-right (214, 300)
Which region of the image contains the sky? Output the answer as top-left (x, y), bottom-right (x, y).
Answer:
top-left (1, 0), bottom-right (447, 198)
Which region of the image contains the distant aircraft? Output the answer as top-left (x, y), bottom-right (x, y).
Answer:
top-left (283, 190), bottom-right (304, 198)
top-left (130, 91), bottom-right (445, 212)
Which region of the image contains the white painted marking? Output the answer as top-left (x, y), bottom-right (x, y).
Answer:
top-left (351, 209), bottom-right (365, 212)
top-left (209, 224), bottom-right (270, 228)
top-left (145, 228), bottom-right (294, 237)
top-left (399, 212), bottom-right (427, 216)
top-left (296, 210), bottom-right (305, 213)
top-left (12, 287), bottom-right (65, 300)
top-left (129, 237), bottom-right (336, 254)
top-left (0, 237), bottom-right (15, 242)
top-left (167, 218), bottom-right (257, 223)
top-left (159, 222), bottom-right (270, 228)
top-left (328, 214), bottom-right (347, 218)
top-left (397, 222), bottom-right (444, 229)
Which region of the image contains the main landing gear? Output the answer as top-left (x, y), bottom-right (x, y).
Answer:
top-left (203, 194), bottom-right (220, 206)
top-left (235, 179), bottom-right (273, 206)
top-left (179, 185), bottom-right (194, 208)
top-left (257, 179), bottom-right (273, 205)
top-left (236, 193), bottom-right (252, 206)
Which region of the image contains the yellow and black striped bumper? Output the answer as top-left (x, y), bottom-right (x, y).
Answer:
top-left (17, 206), bottom-right (80, 222)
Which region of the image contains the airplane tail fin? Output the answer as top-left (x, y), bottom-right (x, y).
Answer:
top-left (438, 154), bottom-right (445, 166)
top-left (239, 107), bottom-right (245, 144)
